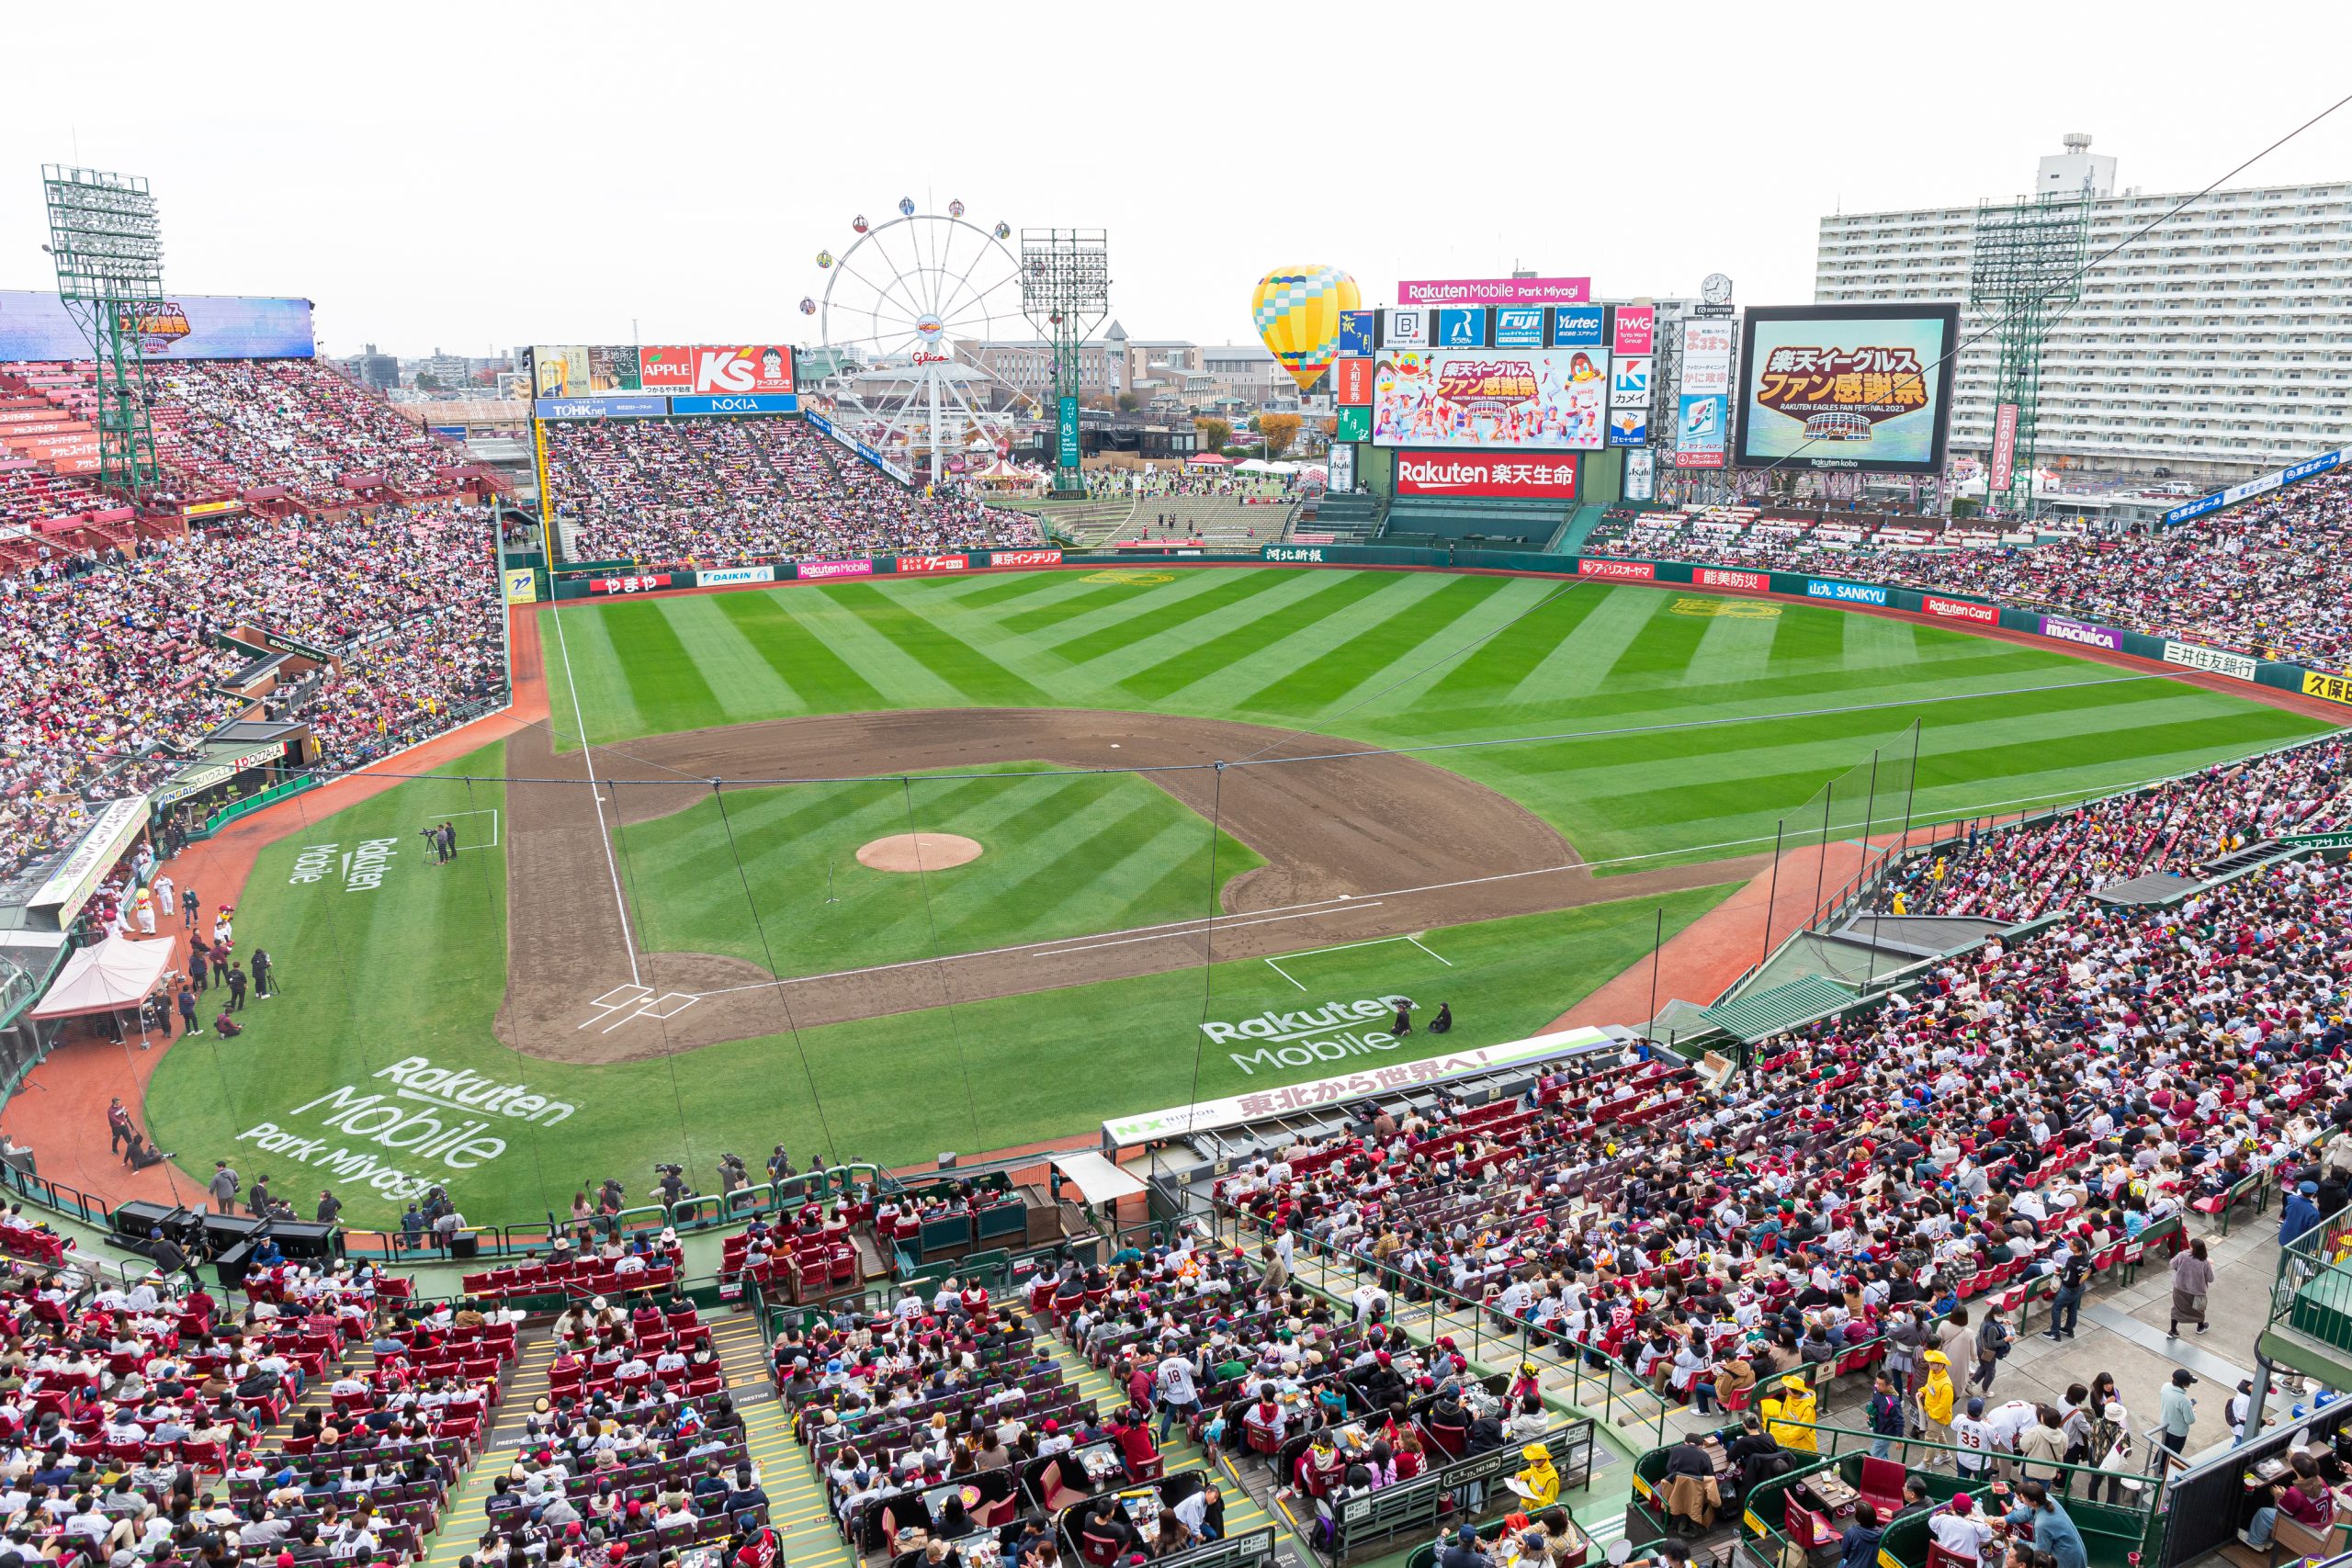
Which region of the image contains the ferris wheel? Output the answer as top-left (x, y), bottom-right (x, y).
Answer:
top-left (799, 198), bottom-right (1038, 483)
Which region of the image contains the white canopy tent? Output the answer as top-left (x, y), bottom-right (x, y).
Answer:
top-left (1050, 1151), bottom-right (1148, 1206)
top-left (29, 934), bottom-right (172, 1020)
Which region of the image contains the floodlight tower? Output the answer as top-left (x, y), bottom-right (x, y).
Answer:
top-left (41, 165), bottom-right (165, 499)
top-left (1019, 230), bottom-right (1109, 498)
top-left (1968, 174), bottom-right (2091, 518)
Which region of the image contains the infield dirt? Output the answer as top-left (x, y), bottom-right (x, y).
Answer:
top-left (497, 709), bottom-right (1761, 1064)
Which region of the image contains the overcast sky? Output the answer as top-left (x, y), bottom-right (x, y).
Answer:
top-left (6, 1), bottom-right (2349, 360)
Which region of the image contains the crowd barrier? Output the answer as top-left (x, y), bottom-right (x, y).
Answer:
top-left (538, 542), bottom-right (2351, 707)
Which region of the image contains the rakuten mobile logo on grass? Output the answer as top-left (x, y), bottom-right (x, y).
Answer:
top-left (1203, 995), bottom-right (1414, 1074)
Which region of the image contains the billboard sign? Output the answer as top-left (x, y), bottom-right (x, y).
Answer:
top-left (1552, 306), bottom-right (1604, 347)
top-left (1623, 449), bottom-right (1655, 502)
top-left (2163, 640), bottom-right (2258, 681)
top-left (1674, 392), bottom-right (1727, 468)
top-left (666, 393), bottom-right (798, 415)
top-left (1436, 309), bottom-right (1486, 347)
top-left (1398, 277), bottom-right (1591, 306)
top-left (1493, 307), bottom-right (1545, 347)
top-left (1805, 578), bottom-right (1890, 606)
top-left (587, 573), bottom-right (673, 595)
top-left (1334, 357), bottom-right (1374, 407)
top-left (895, 554), bottom-right (970, 575)
top-left (1393, 449), bottom-right (1578, 500)
top-left (1735, 303), bottom-right (1959, 474)
top-left (697, 565), bottom-right (777, 587)
top-left (2163, 445), bottom-right (2352, 526)
top-left (536, 395), bottom-right (669, 420)
top-left (1610, 355), bottom-right (1652, 409)
top-left (0, 290), bottom-right (315, 362)
top-left (1990, 400), bottom-right (2019, 494)
top-left (1335, 405), bottom-right (1371, 443)
top-left (1338, 310), bottom-right (1376, 356)
top-left (797, 558), bottom-right (875, 581)
top-left (1577, 558), bottom-right (1655, 581)
top-left (988, 549), bottom-right (1066, 568)
top-left (1694, 567), bottom-right (1769, 592)
top-left (1372, 348), bottom-right (1606, 450)
top-left (638, 345), bottom-right (796, 396)
top-left (1057, 395), bottom-right (1080, 467)
top-left (1611, 305), bottom-right (1655, 355)
top-left (1922, 594), bottom-right (1999, 626)
top-left (1607, 408), bottom-right (1649, 446)
top-left (2302, 671), bottom-right (2352, 706)
top-left (1328, 444), bottom-right (1356, 493)
top-left (1383, 308), bottom-right (1430, 347)
top-left (2037, 615), bottom-right (2125, 651)
top-left (1681, 321), bottom-right (1734, 392)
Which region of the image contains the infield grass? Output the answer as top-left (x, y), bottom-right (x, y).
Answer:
top-left (622, 763), bottom-right (1263, 978)
top-left (141, 739), bottom-right (1731, 1226)
top-left (543, 570), bottom-right (2333, 869)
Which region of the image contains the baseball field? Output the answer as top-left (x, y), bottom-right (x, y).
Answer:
top-left (143, 565), bottom-right (2334, 1225)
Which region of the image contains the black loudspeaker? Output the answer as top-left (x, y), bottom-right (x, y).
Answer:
top-left (214, 1238), bottom-right (262, 1292)
top-left (448, 1232), bottom-right (479, 1260)
top-left (201, 1213), bottom-right (262, 1252)
top-left (267, 1221), bottom-right (342, 1261)
top-left (112, 1201), bottom-right (201, 1250)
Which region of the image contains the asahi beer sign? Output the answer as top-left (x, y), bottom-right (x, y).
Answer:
top-left (1204, 995), bottom-right (1414, 1074)
top-left (236, 1056), bottom-right (579, 1199)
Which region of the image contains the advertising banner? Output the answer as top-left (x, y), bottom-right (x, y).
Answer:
top-left (1338, 310), bottom-right (1376, 356)
top-left (2164, 640), bottom-right (2259, 681)
top-left (1805, 578), bottom-right (1890, 606)
top-left (2164, 445), bottom-right (2352, 526)
top-left (1681, 321), bottom-right (1734, 392)
top-left (1334, 405), bottom-right (1372, 443)
top-left (1611, 305), bottom-right (1655, 355)
top-left (1373, 348), bottom-right (1605, 450)
top-left (638, 344), bottom-right (796, 396)
top-left (797, 558), bottom-right (875, 581)
top-left (1577, 558), bottom-right (1655, 581)
top-left (536, 395), bottom-right (669, 420)
top-left (1695, 567), bottom-right (1770, 592)
top-left (588, 573), bottom-right (673, 594)
top-left (1057, 395), bottom-right (1080, 468)
top-left (503, 568), bottom-right (538, 605)
top-left (697, 565), bottom-right (777, 587)
top-left (2303, 671), bottom-right (2352, 706)
top-left (666, 393), bottom-right (798, 416)
top-left (1329, 444), bottom-right (1356, 493)
top-left (1990, 400), bottom-right (2019, 494)
top-left (1394, 450), bottom-right (1578, 500)
top-left (988, 548), bottom-right (1065, 568)
top-left (895, 554), bottom-right (970, 575)
top-left (1675, 392), bottom-right (1727, 468)
top-left (1611, 355), bottom-right (1652, 409)
top-left (1334, 357), bottom-right (1374, 407)
top-left (1623, 450), bottom-right (1654, 502)
top-left (1493, 306), bottom-right (1545, 347)
top-left (0, 290), bottom-right (314, 362)
top-left (1435, 309), bottom-right (1487, 348)
top-left (1607, 408), bottom-right (1649, 446)
top-left (1550, 306), bottom-right (1604, 348)
top-left (1923, 593), bottom-right (1999, 625)
top-left (2037, 615), bottom-right (2125, 651)
top-left (1383, 308), bottom-right (1430, 347)
top-left (1399, 277), bottom-right (1591, 306)
top-left (1735, 303), bottom-right (1959, 474)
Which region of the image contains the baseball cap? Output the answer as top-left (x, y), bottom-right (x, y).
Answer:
top-left (2174, 1370), bottom-right (2197, 1387)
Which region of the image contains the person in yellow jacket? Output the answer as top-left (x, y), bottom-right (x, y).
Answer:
top-left (1760, 1374), bottom-right (1818, 1453)
top-left (1919, 1349), bottom-right (1957, 1453)
top-left (1506, 1442), bottom-right (1562, 1508)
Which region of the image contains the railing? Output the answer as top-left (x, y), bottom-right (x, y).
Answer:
top-left (2267, 1215), bottom-right (2352, 1359)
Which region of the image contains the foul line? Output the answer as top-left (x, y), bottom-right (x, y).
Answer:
top-left (547, 600), bottom-right (640, 987)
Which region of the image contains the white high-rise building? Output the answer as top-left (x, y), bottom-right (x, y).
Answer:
top-left (1815, 137), bottom-right (2352, 485)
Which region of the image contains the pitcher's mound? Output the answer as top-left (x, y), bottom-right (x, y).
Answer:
top-left (856, 833), bottom-right (983, 873)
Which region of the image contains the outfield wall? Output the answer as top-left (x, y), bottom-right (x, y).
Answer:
top-left (542, 543), bottom-right (2352, 716)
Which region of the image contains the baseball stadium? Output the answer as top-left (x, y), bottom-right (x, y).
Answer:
top-left (3, 135), bottom-right (2352, 1568)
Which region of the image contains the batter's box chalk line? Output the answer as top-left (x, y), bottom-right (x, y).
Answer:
top-left (1261, 932), bottom-right (1451, 992)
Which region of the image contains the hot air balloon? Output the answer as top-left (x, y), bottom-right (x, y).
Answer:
top-left (1251, 265), bottom-right (1360, 396)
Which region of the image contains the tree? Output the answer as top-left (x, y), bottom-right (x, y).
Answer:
top-left (1116, 392), bottom-right (1140, 412)
top-left (1193, 416), bottom-right (1231, 453)
top-left (1951, 497), bottom-right (1982, 519)
top-left (1257, 413), bottom-right (1302, 458)
top-left (412, 371), bottom-right (442, 392)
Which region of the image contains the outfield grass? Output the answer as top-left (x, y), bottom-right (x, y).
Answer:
top-left (142, 740), bottom-right (1732, 1226)
top-left (623, 763), bottom-right (1262, 977)
top-left (542, 570), bottom-right (2333, 869)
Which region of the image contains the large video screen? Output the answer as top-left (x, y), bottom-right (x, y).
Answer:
top-left (1734, 304), bottom-right (1957, 474)
top-left (1371, 347), bottom-right (1606, 450)
top-left (0, 290), bottom-right (315, 361)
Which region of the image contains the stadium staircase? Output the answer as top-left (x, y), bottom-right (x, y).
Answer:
top-left (1551, 501), bottom-right (1610, 555)
top-left (1299, 491), bottom-right (1382, 544)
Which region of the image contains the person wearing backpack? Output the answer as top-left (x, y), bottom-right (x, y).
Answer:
top-left (1973, 1307), bottom-right (2010, 1393)
top-left (1867, 1373), bottom-right (1905, 1460)
top-left (2044, 1250), bottom-right (2090, 1341)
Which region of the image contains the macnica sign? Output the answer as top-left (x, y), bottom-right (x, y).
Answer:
top-left (234, 1056), bottom-right (579, 1199)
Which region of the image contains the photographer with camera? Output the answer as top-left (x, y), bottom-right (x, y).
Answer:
top-left (718, 1153), bottom-right (751, 1209)
top-left (654, 1162), bottom-right (693, 1217)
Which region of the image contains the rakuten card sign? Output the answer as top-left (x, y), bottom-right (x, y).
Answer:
top-left (1394, 450), bottom-right (1578, 500)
